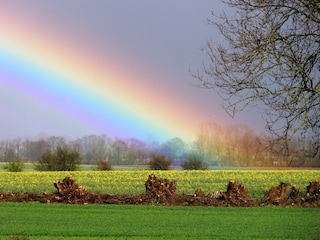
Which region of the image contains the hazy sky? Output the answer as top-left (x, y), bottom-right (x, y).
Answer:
top-left (0, 1), bottom-right (265, 142)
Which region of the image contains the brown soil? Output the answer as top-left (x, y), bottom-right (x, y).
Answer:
top-left (0, 175), bottom-right (319, 207)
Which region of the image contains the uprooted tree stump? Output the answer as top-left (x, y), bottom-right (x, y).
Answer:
top-left (259, 181), bottom-right (320, 207)
top-left (303, 181), bottom-right (320, 206)
top-left (194, 189), bottom-right (206, 197)
top-left (287, 185), bottom-right (301, 205)
top-left (144, 174), bottom-right (177, 204)
top-left (261, 182), bottom-right (290, 205)
top-left (214, 180), bottom-right (254, 206)
top-left (53, 176), bottom-right (87, 203)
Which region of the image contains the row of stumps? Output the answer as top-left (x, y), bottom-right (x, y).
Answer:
top-left (51, 174), bottom-right (320, 206)
top-left (0, 174), bottom-right (319, 206)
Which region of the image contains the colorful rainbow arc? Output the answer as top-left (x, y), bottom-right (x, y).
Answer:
top-left (0, 9), bottom-right (199, 142)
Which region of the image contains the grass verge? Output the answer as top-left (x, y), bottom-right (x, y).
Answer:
top-left (0, 203), bottom-right (319, 239)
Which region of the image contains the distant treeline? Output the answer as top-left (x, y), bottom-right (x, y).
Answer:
top-left (0, 123), bottom-right (319, 167)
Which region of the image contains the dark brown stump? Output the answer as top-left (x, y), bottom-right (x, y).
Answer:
top-left (144, 174), bottom-right (177, 204)
top-left (261, 182), bottom-right (290, 205)
top-left (53, 176), bottom-right (87, 203)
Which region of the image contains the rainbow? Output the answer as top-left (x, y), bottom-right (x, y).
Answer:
top-left (0, 8), bottom-right (201, 142)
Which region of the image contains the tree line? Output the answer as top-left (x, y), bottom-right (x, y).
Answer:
top-left (0, 134), bottom-right (185, 166)
top-left (1, 122), bottom-right (319, 168)
top-left (195, 123), bottom-right (319, 167)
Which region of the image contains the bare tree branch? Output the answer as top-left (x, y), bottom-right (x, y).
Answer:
top-left (193, 0), bottom-right (320, 145)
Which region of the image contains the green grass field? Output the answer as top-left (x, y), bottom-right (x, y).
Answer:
top-left (0, 203), bottom-right (319, 240)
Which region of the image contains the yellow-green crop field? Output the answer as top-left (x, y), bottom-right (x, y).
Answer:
top-left (0, 170), bottom-right (319, 199)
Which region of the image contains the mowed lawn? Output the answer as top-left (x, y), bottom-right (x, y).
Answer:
top-left (0, 203), bottom-right (319, 240)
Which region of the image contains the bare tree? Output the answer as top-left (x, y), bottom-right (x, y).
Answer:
top-left (194, 0), bottom-right (320, 147)
top-left (161, 137), bottom-right (186, 161)
top-left (47, 136), bottom-right (66, 151)
top-left (126, 138), bottom-right (148, 164)
top-left (110, 138), bottom-right (129, 164)
top-left (24, 139), bottom-right (50, 161)
top-left (194, 122), bottom-right (223, 165)
top-left (224, 124), bottom-right (257, 166)
top-left (0, 140), bottom-right (15, 162)
top-left (80, 135), bottom-right (111, 164)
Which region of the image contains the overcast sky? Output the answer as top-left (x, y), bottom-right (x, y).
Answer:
top-left (0, 1), bottom-right (265, 142)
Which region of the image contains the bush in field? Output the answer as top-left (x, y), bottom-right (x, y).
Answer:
top-left (35, 146), bottom-right (81, 171)
top-left (2, 156), bottom-right (25, 172)
top-left (95, 160), bottom-right (113, 171)
top-left (148, 155), bottom-right (172, 170)
top-left (181, 157), bottom-right (208, 170)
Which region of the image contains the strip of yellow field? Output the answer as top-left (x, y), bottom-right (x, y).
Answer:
top-left (0, 170), bottom-right (319, 198)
